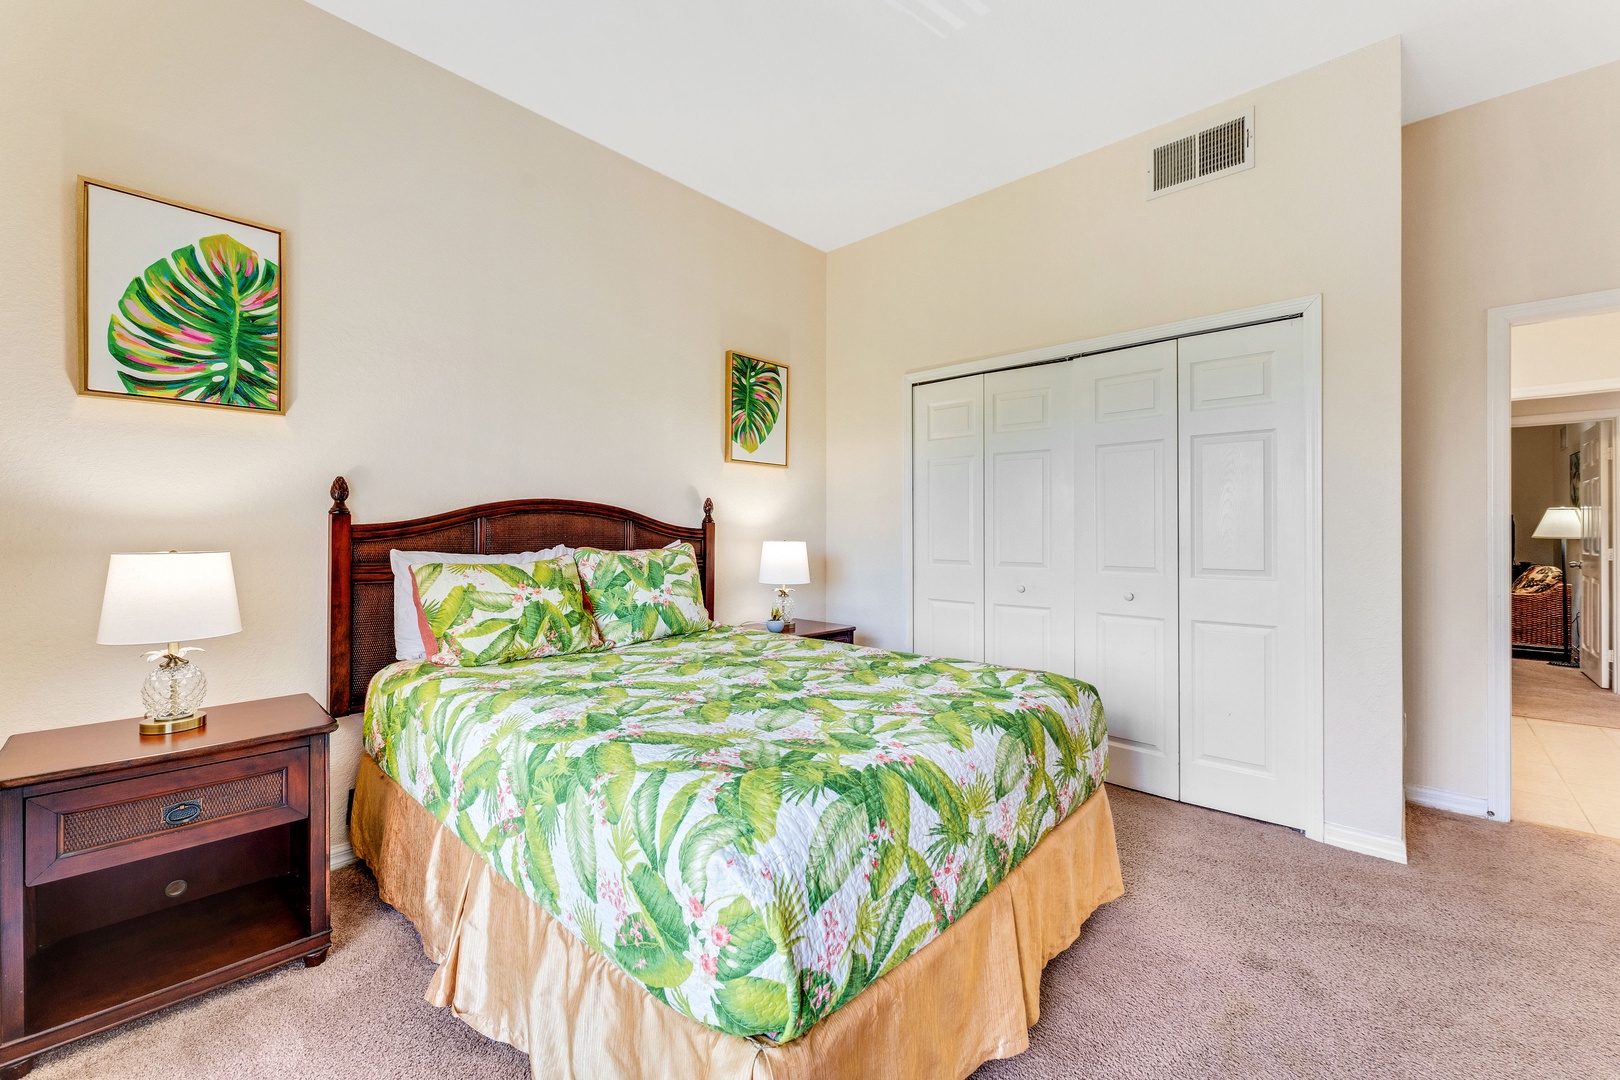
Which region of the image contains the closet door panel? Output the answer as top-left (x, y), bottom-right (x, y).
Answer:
top-left (1095, 613), bottom-right (1169, 753)
top-left (985, 364), bottom-right (1074, 675)
top-left (912, 377), bottom-right (985, 662)
top-left (1075, 341), bottom-right (1179, 799)
top-left (1178, 320), bottom-right (1308, 829)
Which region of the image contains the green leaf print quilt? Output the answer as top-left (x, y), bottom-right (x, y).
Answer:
top-left (363, 627), bottom-right (1107, 1043)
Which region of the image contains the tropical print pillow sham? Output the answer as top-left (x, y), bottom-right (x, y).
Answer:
top-left (389, 546), bottom-right (572, 660)
top-left (363, 627), bottom-right (1107, 1042)
top-left (574, 542), bottom-right (711, 647)
top-left (409, 558), bottom-right (600, 666)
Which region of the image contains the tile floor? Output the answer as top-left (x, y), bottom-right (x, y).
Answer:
top-left (1512, 715), bottom-right (1620, 836)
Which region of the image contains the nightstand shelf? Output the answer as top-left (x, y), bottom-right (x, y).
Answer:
top-left (25, 873), bottom-right (306, 1036)
top-left (0, 694), bottom-right (336, 1079)
top-left (739, 619), bottom-right (857, 644)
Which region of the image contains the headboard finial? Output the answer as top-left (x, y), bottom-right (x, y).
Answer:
top-left (330, 476), bottom-right (350, 514)
top-left (703, 498), bottom-right (714, 523)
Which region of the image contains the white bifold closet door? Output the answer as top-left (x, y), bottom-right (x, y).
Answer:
top-left (1074, 340), bottom-right (1180, 798)
top-left (912, 366), bottom-right (1076, 671)
top-left (984, 364), bottom-right (1075, 675)
top-left (1177, 320), bottom-right (1310, 829)
top-left (912, 315), bottom-right (1312, 830)
top-left (912, 375), bottom-right (986, 662)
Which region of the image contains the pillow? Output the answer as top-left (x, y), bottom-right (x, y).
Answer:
top-left (1513, 564), bottom-right (1563, 595)
top-left (390, 546), bottom-right (571, 659)
top-left (574, 542), bottom-right (711, 648)
top-left (410, 558), bottom-right (600, 666)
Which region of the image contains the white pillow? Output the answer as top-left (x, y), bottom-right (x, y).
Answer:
top-left (389, 546), bottom-right (572, 660)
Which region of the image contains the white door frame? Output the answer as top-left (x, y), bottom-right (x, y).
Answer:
top-left (899, 295), bottom-right (1325, 843)
top-left (1485, 288), bottom-right (1620, 822)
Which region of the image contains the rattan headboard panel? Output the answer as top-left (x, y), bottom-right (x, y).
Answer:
top-left (325, 477), bottom-right (715, 716)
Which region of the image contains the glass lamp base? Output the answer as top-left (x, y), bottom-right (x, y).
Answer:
top-left (139, 651), bottom-right (208, 737)
top-left (774, 587), bottom-right (797, 630)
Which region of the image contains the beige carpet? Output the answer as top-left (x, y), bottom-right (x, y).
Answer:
top-left (31, 789), bottom-right (1620, 1080)
top-left (1513, 657), bottom-right (1620, 730)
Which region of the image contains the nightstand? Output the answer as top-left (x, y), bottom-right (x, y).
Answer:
top-left (0, 694), bottom-right (337, 1079)
top-left (739, 619), bottom-right (857, 644)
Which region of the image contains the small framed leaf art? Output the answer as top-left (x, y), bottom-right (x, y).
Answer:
top-left (79, 179), bottom-right (284, 413)
top-left (725, 351), bottom-right (788, 467)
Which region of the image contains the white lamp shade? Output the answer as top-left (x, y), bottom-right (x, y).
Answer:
top-left (97, 552), bottom-right (242, 646)
top-left (1532, 507), bottom-right (1584, 540)
top-left (758, 541), bottom-right (810, 585)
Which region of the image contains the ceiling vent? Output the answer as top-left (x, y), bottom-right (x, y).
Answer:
top-left (1148, 110), bottom-right (1253, 199)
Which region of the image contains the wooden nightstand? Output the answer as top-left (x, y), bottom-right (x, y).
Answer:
top-left (739, 619), bottom-right (857, 644)
top-left (0, 694), bottom-right (337, 1079)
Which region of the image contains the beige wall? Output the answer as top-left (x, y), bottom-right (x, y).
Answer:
top-left (0, 0), bottom-right (826, 839)
top-left (1511, 311), bottom-right (1620, 397)
top-left (1404, 60), bottom-right (1620, 799)
top-left (1511, 425), bottom-right (1576, 566)
top-left (825, 41), bottom-right (1406, 841)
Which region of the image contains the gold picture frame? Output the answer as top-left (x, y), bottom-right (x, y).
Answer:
top-left (79, 177), bottom-right (286, 414)
top-left (724, 351), bottom-right (789, 467)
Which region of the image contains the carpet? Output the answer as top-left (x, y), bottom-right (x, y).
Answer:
top-left (30, 789), bottom-right (1620, 1080)
top-left (1513, 657), bottom-right (1620, 730)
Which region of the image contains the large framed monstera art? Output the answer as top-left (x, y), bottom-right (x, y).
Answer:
top-left (79, 179), bottom-right (284, 413)
top-left (724, 350), bottom-right (788, 466)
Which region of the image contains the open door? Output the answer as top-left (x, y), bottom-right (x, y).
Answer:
top-left (1578, 420), bottom-right (1612, 688)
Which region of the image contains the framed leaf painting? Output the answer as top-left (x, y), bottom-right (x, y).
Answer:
top-left (79, 179), bottom-right (284, 413)
top-left (725, 351), bottom-right (788, 467)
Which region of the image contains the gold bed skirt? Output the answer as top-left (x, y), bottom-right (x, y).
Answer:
top-left (351, 754), bottom-right (1123, 1080)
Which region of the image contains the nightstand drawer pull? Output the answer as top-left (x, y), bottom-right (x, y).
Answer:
top-left (161, 800), bottom-right (203, 827)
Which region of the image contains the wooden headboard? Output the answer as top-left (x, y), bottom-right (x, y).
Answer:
top-left (326, 476), bottom-right (715, 716)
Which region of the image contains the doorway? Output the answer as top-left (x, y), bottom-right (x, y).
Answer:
top-left (1490, 294), bottom-right (1620, 835)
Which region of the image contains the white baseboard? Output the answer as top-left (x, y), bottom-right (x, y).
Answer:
top-left (1405, 784), bottom-right (1489, 818)
top-left (329, 841), bottom-right (357, 871)
top-left (1323, 823), bottom-right (1408, 864)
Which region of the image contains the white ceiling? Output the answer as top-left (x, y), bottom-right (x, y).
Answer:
top-left (306, 0), bottom-right (1620, 250)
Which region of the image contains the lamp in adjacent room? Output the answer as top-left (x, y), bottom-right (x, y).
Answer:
top-left (1531, 507), bottom-right (1584, 668)
top-left (97, 551), bottom-right (242, 735)
top-left (758, 541), bottom-right (809, 631)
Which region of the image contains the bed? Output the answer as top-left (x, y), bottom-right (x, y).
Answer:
top-left (329, 477), bottom-right (1123, 1080)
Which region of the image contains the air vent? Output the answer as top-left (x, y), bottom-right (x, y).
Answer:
top-left (1148, 110), bottom-right (1253, 198)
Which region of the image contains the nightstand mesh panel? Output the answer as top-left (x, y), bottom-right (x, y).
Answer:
top-left (61, 771), bottom-right (288, 853)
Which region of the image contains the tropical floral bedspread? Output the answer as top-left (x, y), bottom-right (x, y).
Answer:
top-left (362, 628), bottom-right (1107, 1043)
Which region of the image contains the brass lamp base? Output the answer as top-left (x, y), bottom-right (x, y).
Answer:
top-left (139, 711), bottom-right (206, 737)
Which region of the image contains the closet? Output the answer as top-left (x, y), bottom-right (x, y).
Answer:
top-left (911, 317), bottom-right (1312, 829)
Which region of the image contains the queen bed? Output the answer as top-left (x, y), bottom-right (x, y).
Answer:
top-left (328, 478), bottom-right (1123, 1080)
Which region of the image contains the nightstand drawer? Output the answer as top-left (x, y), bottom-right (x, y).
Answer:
top-left (24, 747), bottom-right (310, 886)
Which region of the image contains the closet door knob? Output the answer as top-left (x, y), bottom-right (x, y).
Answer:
top-left (1016, 585), bottom-right (1026, 593)
top-left (1123, 592), bottom-right (1135, 602)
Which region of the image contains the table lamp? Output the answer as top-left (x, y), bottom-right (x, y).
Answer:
top-left (758, 541), bottom-right (809, 630)
top-left (97, 551), bottom-right (242, 735)
top-left (1531, 506), bottom-right (1583, 668)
